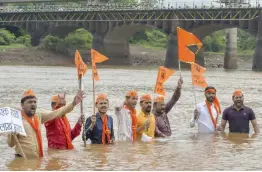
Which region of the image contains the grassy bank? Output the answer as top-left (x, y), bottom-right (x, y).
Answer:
top-left (0, 44), bottom-right (26, 51)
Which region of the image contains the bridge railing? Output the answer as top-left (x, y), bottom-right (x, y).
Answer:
top-left (1, 0), bottom-right (261, 12)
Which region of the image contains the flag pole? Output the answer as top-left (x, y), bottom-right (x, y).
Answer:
top-left (14, 134), bottom-right (27, 160)
top-left (92, 74), bottom-right (96, 116)
top-left (178, 59), bottom-right (182, 77)
top-left (79, 75), bottom-right (86, 148)
top-left (191, 63), bottom-right (197, 107)
top-left (192, 84), bottom-right (197, 107)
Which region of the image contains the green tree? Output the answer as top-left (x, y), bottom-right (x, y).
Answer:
top-left (0, 29), bottom-right (15, 45)
top-left (65, 28), bottom-right (93, 49)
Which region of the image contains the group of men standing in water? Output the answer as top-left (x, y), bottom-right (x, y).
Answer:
top-left (6, 76), bottom-right (259, 159)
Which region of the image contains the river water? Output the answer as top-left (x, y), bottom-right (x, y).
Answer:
top-left (0, 65), bottom-right (261, 170)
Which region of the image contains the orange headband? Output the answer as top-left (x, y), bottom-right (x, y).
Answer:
top-left (21, 89), bottom-right (36, 100)
top-left (233, 89), bottom-right (243, 97)
top-left (140, 94), bottom-right (152, 102)
top-left (205, 88), bottom-right (216, 94)
top-left (96, 94), bottom-right (108, 104)
top-left (126, 90), bottom-right (138, 97)
top-left (154, 96), bottom-right (164, 103)
top-left (51, 95), bottom-right (59, 103)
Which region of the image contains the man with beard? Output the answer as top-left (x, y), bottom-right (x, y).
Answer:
top-left (217, 89), bottom-right (259, 134)
top-left (190, 86), bottom-right (221, 133)
top-left (7, 89), bottom-right (85, 158)
top-left (115, 90), bottom-right (149, 142)
top-left (83, 94), bottom-right (115, 144)
top-left (44, 94), bottom-right (84, 150)
top-left (136, 94), bottom-right (155, 141)
top-left (154, 77), bottom-right (183, 138)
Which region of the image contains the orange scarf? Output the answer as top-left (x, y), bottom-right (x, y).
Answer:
top-left (59, 116), bottom-right (74, 149)
top-left (124, 105), bottom-right (137, 142)
top-left (101, 115), bottom-right (111, 144)
top-left (22, 111), bottom-right (43, 157)
top-left (54, 106), bottom-right (74, 149)
top-left (205, 97), bottom-right (221, 129)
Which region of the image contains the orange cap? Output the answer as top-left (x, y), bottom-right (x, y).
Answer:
top-left (96, 94), bottom-right (108, 103)
top-left (140, 94), bottom-right (152, 102)
top-left (205, 88), bottom-right (216, 94)
top-left (233, 89), bottom-right (243, 97)
top-left (51, 95), bottom-right (59, 103)
top-left (21, 89), bottom-right (36, 100)
top-left (126, 90), bottom-right (138, 97)
top-left (154, 95), bottom-right (165, 103)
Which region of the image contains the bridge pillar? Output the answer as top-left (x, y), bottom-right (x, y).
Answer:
top-left (103, 38), bottom-right (131, 65)
top-left (253, 15), bottom-right (262, 71)
top-left (92, 33), bottom-right (105, 54)
top-left (224, 28), bottom-right (238, 69)
top-left (164, 32), bottom-right (205, 68)
top-left (196, 47), bottom-right (205, 67)
top-left (164, 32), bottom-right (178, 68)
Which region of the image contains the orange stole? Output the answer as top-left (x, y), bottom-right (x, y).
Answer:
top-left (54, 106), bottom-right (74, 149)
top-left (59, 116), bottom-right (74, 149)
top-left (22, 111), bottom-right (43, 157)
top-left (205, 100), bottom-right (220, 129)
top-left (101, 115), bottom-right (111, 144)
top-left (124, 105), bottom-right (137, 142)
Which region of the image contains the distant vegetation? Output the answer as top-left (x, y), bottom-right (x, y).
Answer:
top-left (39, 28), bottom-right (93, 54)
top-left (0, 27), bottom-right (256, 55)
top-left (0, 28), bottom-right (31, 49)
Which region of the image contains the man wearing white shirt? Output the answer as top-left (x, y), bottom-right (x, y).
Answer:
top-left (115, 90), bottom-right (148, 142)
top-left (190, 86), bottom-right (221, 133)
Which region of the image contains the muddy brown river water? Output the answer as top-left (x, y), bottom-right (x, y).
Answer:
top-left (0, 66), bottom-right (262, 170)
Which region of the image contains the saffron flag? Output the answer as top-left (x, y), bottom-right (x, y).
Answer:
top-left (91, 49), bottom-right (109, 81)
top-left (154, 66), bottom-right (175, 96)
top-left (75, 50), bottom-right (87, 80)
top-left (177, 27), bottom-right (202, 63)
top-left (191, 63), bottom-right (208, 88)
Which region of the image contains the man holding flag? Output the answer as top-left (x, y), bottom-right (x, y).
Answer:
top-left (82, 94), bottom-right (115, 144)
top-left (154, 77), bottom-right (183, 138)
top-left (44, 93), bottom-right (84, 150)
top-left (190, 86), bottom-right (221, 133)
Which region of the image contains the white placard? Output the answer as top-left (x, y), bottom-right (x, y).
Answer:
top-left (0, 107), bottom-right (27, 136)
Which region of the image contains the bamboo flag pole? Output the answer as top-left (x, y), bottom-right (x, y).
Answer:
top-left (191, 63), bottom-right (197, 107)
top-left (92, 72), bottom-right (96, 116)
top-left (14, 134), bottom-right (27, 160)
top-left (74, 49), bottom-right (87, 148)
top-left (79, 75), bottom-right (87, 148)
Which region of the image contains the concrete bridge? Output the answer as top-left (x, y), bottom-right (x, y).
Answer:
top-left (1, 2), bottom-right (262, 70)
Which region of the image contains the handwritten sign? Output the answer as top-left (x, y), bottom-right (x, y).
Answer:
top-left (191, 63), bottom-right (208, 88)
top-left (154, 81), bottom-right (166, 96)
top-left (0, 107), bottom-right (26, 136)
top-left (154, 66), bottom-right (175, 96)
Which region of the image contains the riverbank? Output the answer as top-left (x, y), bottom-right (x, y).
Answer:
top-left (0, 45), bottom-right (253, 70)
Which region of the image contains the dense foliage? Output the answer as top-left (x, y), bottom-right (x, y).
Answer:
top-left (0, 27), bottom-right (256, 54)
top-left (39, 28), bottom-right (93, 53)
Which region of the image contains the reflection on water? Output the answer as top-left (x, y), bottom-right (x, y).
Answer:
top-left (0, 66), bottom-right (262, 170)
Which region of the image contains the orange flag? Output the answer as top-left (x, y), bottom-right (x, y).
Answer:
top-left (177, 27), bottom-right (202, 63)
top-left (91, 49), bottom-right (109, 81)
top-left (154, 66), bottom-right (175, 96)
top-left (191, 63), bottom-right (208, 88)
top-left (75, 49), bottom-right (87, 80)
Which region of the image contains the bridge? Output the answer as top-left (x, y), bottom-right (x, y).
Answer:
top-left (1, 1), bottom-right (262, 70)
